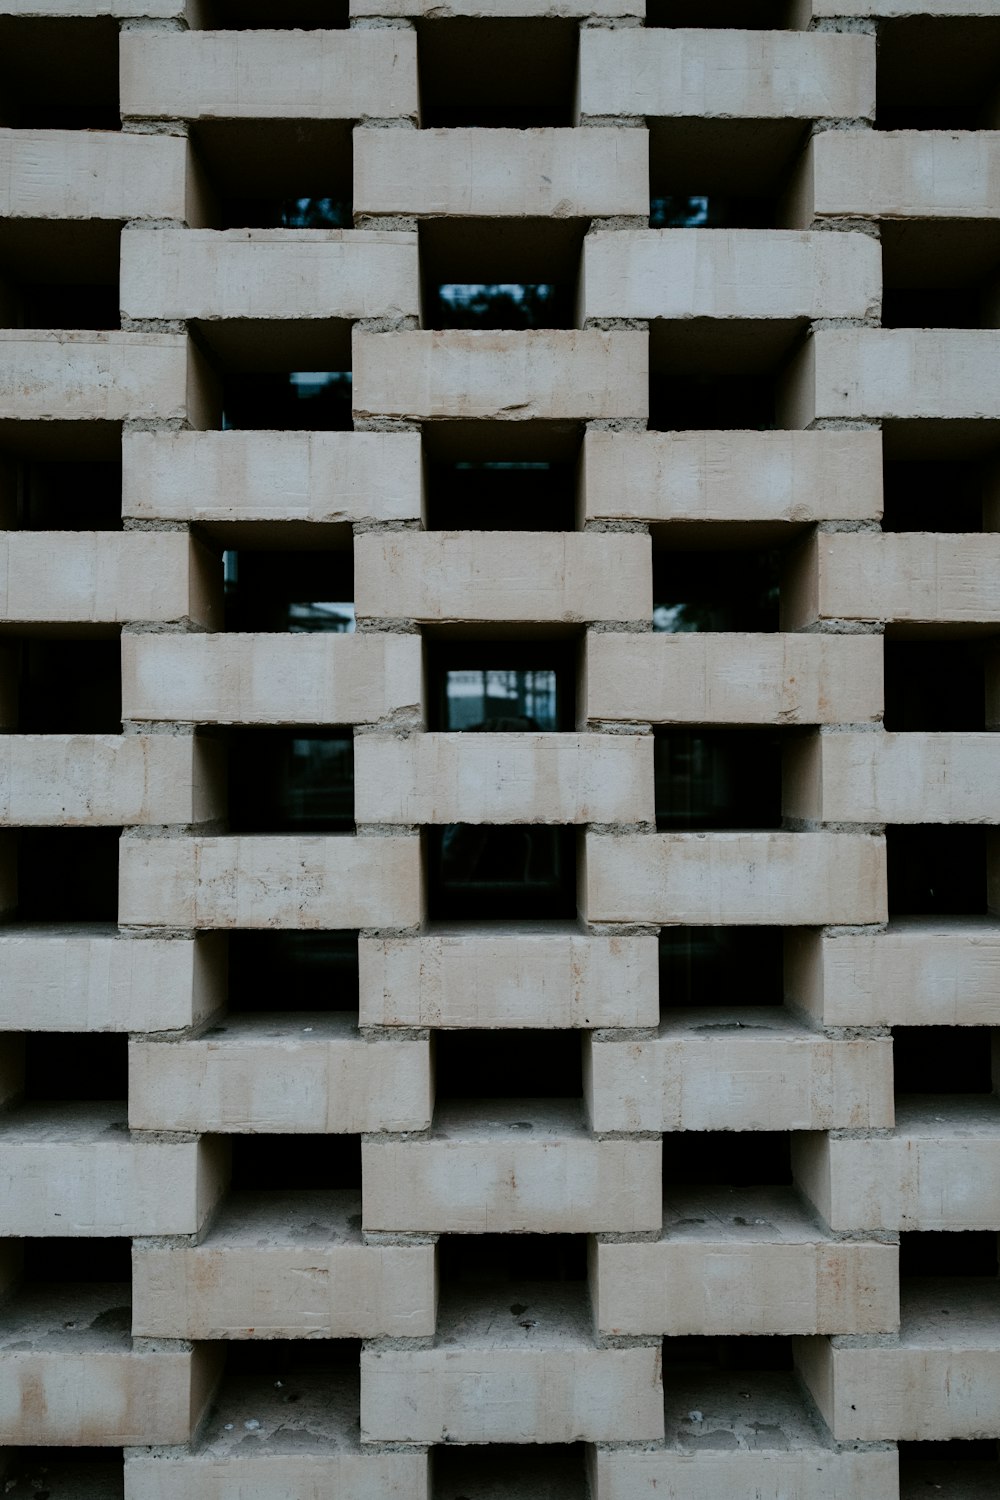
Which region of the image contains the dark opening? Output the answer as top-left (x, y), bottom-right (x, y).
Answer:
top-left (15, 829), bottom-right (119, 923)
top-left (192, 121), bottom-right (352, 230)
top-left (229, 1134), bottom-right (362, 1191)
top-left (662, 1335), bottom-right (794, 1372)
top-left (11, 461), bottom-right (122, 532)
top-left (899, 1232), bottom-right (999, 1279)
top-left (1, 282), bottom-right (120, 333)
top-left (653, 547), bottom-right (781, 632)
top-left (20, 1238), bottom-right (132, 1284)
top-left (223, 549), bottom-right (354, 633)
top-left (194, 0), bottom-right (349, 25)
top-left (892, 1026), bottom-right (993, 1096)
top-left (422, 421), bottom-right (579, 532)
top-left (438, 1233), bottom-right (586, 1285)
top-left (427, 282), bottom-right (569, 331)
top-left (883, 641), bottom-right (986, 732)
top-left (0, 18), bottom-right (119, 130)
top-left (654, 729), bottom-right (783, 832)
top-left (221, 371), bottom-right (353, 433)
top-left (887, 826), bottom-right (990, 917)
top-left (428, 825), bottom-right (577, 920)
top-left (649, 372), bottom-right (778, 432)
top-left (420, 218), bottom-right (582, 333)
top-left (876, 17), bottom-right (1000, 130)
top-left (663, 1131), bottom-right (793, 1187)
top-left (659, 928), bottom-right (783, 1010)
top-left (435, 1031), bottom-right (582, 1100)
top-left (227, 931), bottom-right (359, 1014)
top-left (16, 639), bottom-right (122, 735)
top-left (433, 1445), bottom-right (587, 1499)
top-left (227, 729), bottom-right (354, 834)
top-left (881, 459), bottom-right (988, 533)
top-left (0, 219), bottom-right (121, 337)
top-left (881, 288), bottom-right (984, 332)
top-left (646, 0), bottom-right (795, 24)
top-left (897, 1439), bottom-right (1000, 1481)
top-left (0, 1451), bottom-right (124, 1499)
top-left (426, 639), bottom-right (577, 731)
top-left (22, 1034), bottom-right (127, 1104)
top-left (418, 19), bottom-right (578, 128)
top-left (649, 119), bottom-right (806, 231)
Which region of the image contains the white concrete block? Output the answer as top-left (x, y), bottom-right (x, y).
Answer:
top-left (0, 734), bottom-right (223, 826)
top-left (786, 731), bottom-right (1000, 824)
top-left (0, 331), bottom-right (207, 425)
top-left (0, 129), bottom-right (189, 221)
top-left (803, 129), bottom-right (1000, 223)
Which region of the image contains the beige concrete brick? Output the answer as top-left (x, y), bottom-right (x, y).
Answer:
top-left (363, 1101), bottom-right (661, 1233)
top-left (0, 129), bottom-right (189, 221)
top-left (132, 1191), bottom-right (436, 1339)
top-left (0, 0), bottom-right (182, 11)
top-left (784, 329), bottom-right (1000, 428)
top-left (358, 925), bottom-right (659, 1029)
top-left (583, 632), bottom-right (883, 726)
top-left (120, 29), bottom-right (419, 121)
top-left (0, 1103), bottom-right (226, 1236)
top-left (578, 30), bottom-right (876, 121)
top-left (786, 731), bottom-right (1000, 825)
top-left (129, 1014), bottom-right (431, 1133)
top-left (0, 533), bottom-right (220, 630)
top-left (592, 1188), bottom-right (898, 1336)
top-left (361, 1288), bottom-right (663, 1444)
top-left (355, 732), bottom-right (653, 825)
top-left (354, 127), bottom-right (648, 219)
top-left (809, 0), bottom-right (998, 15)
top-left (798, 1282), bottom-right (1000, 1442)
top-left (583, 831), bottom-right (887, 926)
top-left (122, 429), bottom-right (421, 527)
top-left (582, 428), bottom-right (883, 526)
top-left (0, 929), bottom-right (221, 1032)
top-left (782, 533), bottom-right (1000, 630)
top-left (352, 330), bottom-right (648, 422)
top-left (120, 228), bottom-right (420, 324)
top-left (0, 1288), bottom-right (219, 1446)
top-left (797, 129), bottom-right (1000, 224)
top-left (585, 1015), bottom-right (894, 1133)
top-left (0, 734), bottom-right (223, 826)
top-left (122, 632), bottom-right (422, 726)
top-left (352, 0), bottom-right (636, 15)
top-left (786, 919), bottom-right (1000, 1028)
top-left (119, 834), bottom-right (422, 930)
top-left (0, 330), bottom-right (207, 425)
top-left (582, 229), bottom-right (881, 323)
top-left (794, 1099), bottom-right (1000, 1232)
top-left (354, 531), bottom-right (651, 624)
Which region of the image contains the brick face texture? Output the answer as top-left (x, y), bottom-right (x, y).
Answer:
top-left (0, 0), bottom-right (999, 1495)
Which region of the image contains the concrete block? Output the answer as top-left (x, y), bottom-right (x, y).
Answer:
top-left (132, 1190), bottom-right (436, 1339)
top-left (354, 127), bottom-right (649, 219)
top-left (582, 230), bottom-right (881, 323)
top-left (122, 429), bottom-right (421, 527)
top-left (361, 1285), bottom-right (664, 1444)
top-left (362, 1101), bottom-right (662, 1233)
top-left (118, 834), bottom-right (422, 930)
top-left (0, 533), bottom-right (220, 630)
top-left (786, 731), bottom-right (1000, 825)
top-left (122, 632), bottom-right (422, 727)
top-left (354, 531), bottom-right (651, 625)
top-left (0, 129), bottom-right (189, 221)
top-left (0, 1103), bottom-right (226, 1236)
top-left (582, 428), bottom-right (883, 526)
top-left (0, 734), bottom-right (224, 826)
top-left (798, 1281), bottom-right (1000, 1442)
top-left (120, 29), bottom-right (419, 121)
top-left (785, 329), bottom-right (1000, 428)
top-left (124, 1366), bottom-right (427, 1500)
top-left (794, 1098), bottom-right (1000, 1231)
top-left (0, 0), bottom-right (183, 12)
top-left (355, 732), bottom-right (653, 825)
top-left (0, 1286), bottom-right (220, 1447)
top-left (0, 928), bottom-right (221, 1032)
top-left (786, 919), bottom-right (1000, 1028)
top-left (352, 330), bottom-right (648, 422)
top-left (352, 0), bottom-right (637, 15)
top-left (592, 1187), bottom-right (898, 1335)
top-left (120, 229), bottom-right (420, 324)
top-left (585, 1013), bottom-right (894, 1133)
top-left (797, 129), bottom-right (1000, 224)
top-left (583, 831), bottom-right (887, 926)
top-left (782, 533), bottom-right (1000, 630)
top-left (578, 30), bottom-right (876, 121)
top-left (358, 925), bottom-right (659, 1029)
top-left (129, 1013), bottom-right (431, 1133)
top-left (593, 1372), bottom-right (899, 1500)
top-left (809, 0), bottom-right (998, 15)
top-left (583, 632), bottom-right (883, 726)
top-left (0, 331), bottom-right (206, 426)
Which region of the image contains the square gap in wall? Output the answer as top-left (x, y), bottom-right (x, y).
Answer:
top-left (649, 118), bottom-right (806, 231)
top-left (417, 19), bottom-right (578, 129)
top-left (887, 826), bottom-right (994, 918)
top-left (433, 1445), bottom-right (587, 1500)
top-left (663, 1131), bottom-right (794, 1189)
top-left (877, 15), bottom-right (1000, 131)
top-left (191, 120), bottom-right (353, 230)
top-left (11, 829), bottom-right (120, 925)
top-left (427, 825), bottom-right (577, 921)
top-left (422, 421), bottom-right (580, 531)
top-left (226, 931), bottom-right (359, 1015)
top-left (223, 547), bottom-right (354, 633)
top-left (652, 542), bottom-right (782, 632)
top-left (425, 637), bottom-right (578, 732)
top-left (0, 17), bottom-right (119, 130)
top-left (419, 219), bottom-right (583, 332)
top-left (899, 1232), bottom-right (999, 1280)
top-left (883, 640), bottom-right (987, 732)
top-left (654, 728), bottom-right (783, 832)
top-left (228, 1133), bottom-right (362, 1192)
top-left (659, 927), bottom-right (784, 1011)
top-left (192, 0), bottom-right (348, 26)
top-left (435, 1030), bottom-right (583, 1102)
top-left (226, 727), bottom-right (355, 835)
top-left (892, 1026), bottom-right (995, 1097)
top-left (648, 321), bottom-right (801, 432)
top-left (0, 220), bottom-right (120, 332)
top-left (646, 0), bottom-right (796, 25)
top-left (881, 456), bottom-right (997, 534)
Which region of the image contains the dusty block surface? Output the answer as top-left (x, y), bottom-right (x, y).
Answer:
top-left (786, 731), bottom-right (1000, 824)
top-left (801, 128), bottom-right (1000, 223)
top-left (0, 734), bottom-right (223, 826)
top-left (0, 129), bottom-right (190, 221)
top-left (359, 925), bottom-right (659, 1029)
top-left (0, 331), bottom-right (204, 425)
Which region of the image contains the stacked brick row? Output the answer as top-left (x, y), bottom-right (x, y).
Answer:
top-left (0, 0), bottom-right (998, 1495)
